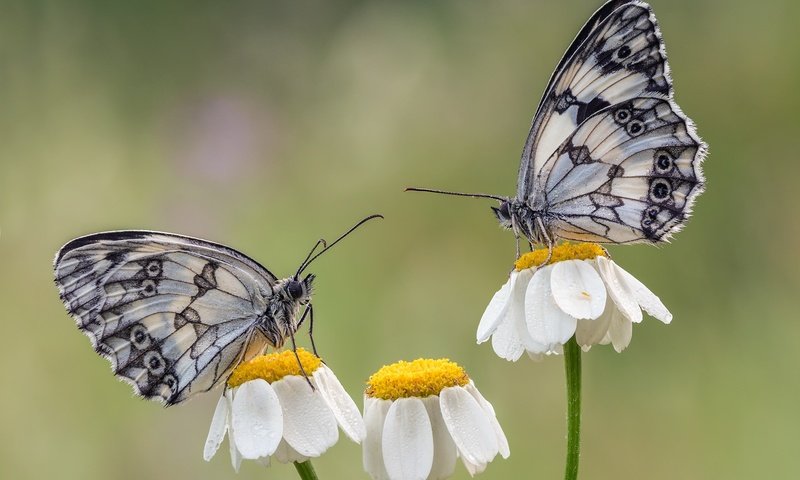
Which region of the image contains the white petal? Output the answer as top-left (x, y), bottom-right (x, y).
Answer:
top-left (272, 438), bottom-right (309, 464)
top-left (313, 365), bottom-right (366, 443)
top-left (525, 267), bottom-right (578, 351)
top-left (382, 398), bottom-right (434, 480)
top-left (256, 455), bottom-right (271, 467)
top-left (613, 262), bottom-right (672, 324)
top-left (204, 394), bottom-right (229, 461)
top-left (575, 301), bottom-right (613, 349)
top-left (608, 308), bottom-right (633, 352)
top-left (551, 260), bottom-right (607, 320)
top-left (231, 380), bottom-right (283, 460)
top-left (490, 311), bottom-right (525, 361)
top-left (477, 274), bottom-right (514, 343)
top-left (491, 269), bottom-right (546, 358)
top-left (272, 375), bottom-right (339, 458)
top-left (227, 390), bottom-right (243, 472)
top-left (439, 386), bottom-right (498, 466)
top-left (363, 396), bottom-right (392, 480)
top-left (464, 382), bottom-right (509, 459)
top-left (508, 269), bottom-right (548, 354)
top-left (595, 257), bottom-right (642, 323)
top-left (422, 396), bottom-right (457, 480)
top-left (461, 456), bottom-right (488, 477)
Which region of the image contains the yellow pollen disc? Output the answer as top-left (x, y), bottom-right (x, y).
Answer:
top-left (227, 348), bottom-right (321, 388)
top-left (365, 358), bottom-right (469, 400)
top-left (515, 242), bottom-right (606, 271)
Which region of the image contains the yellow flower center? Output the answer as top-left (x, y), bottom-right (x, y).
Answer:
top-left (515, 242), bottom-right (606, 271)
top-left (227, 348), bottom-right (322, 388)
top-left (365, 358), bottom-right (469, 400)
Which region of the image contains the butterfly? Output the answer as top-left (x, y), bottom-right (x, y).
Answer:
top-left (54, 215), bottom-right (382, 406)
top-left (408, 0), bottom-right (706, 257)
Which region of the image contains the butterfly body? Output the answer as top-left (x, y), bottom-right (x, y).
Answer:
top-left (54, 231), bottom-right (317, 405)
top-left (262, 276), bottom-right (315, 348)
top-left (410, 0), bottom-right (706, 250)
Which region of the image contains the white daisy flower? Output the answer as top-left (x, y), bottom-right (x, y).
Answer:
top-left (478, 243), bottom-right (672, 358)
top-left (363, 358), bottom-right (509, 480)
top-left (204, 348), bottom-right (366, 471)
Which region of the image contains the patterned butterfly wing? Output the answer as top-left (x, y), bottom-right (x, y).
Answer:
top-left (542, 97), bottom-right (705, 243)
top-left (54, 231), bottom-right (278, 405)
top-left (519, 1), bottom-right (677, 202)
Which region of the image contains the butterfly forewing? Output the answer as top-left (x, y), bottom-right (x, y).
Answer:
top-left (519, 1), bottom-right (677, 202)
top-left (54, 231), bottom-right (278, 405)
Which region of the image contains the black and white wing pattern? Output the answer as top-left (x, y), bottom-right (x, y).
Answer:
top-left (518, 0), bottom-right (705, 244)
top-left (54, 231), bottom-right (277, 405)
top-left (541, 98), bottom-right (702, 243)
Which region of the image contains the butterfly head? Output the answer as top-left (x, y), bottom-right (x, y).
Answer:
top-left (491, 201), bottom-right (513, 229)
top-left (286, 274), bottom-right (315, 305)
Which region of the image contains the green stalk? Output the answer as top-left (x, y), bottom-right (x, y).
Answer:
top-left (293, 460), bottom-right (319, 480)
top-left (563, 337), bottom-right (582, 480)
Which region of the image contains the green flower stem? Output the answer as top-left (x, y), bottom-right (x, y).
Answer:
top-left (564, 337), bottom-right (582, 480)
top-left (293, 460), bottom-right (319, 480)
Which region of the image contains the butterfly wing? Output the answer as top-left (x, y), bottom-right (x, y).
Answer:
top-left (54, 231), bottom-right (278, 405)
top-left (542, 97), bottom-right (705, 243)
top-left (518, 1), bottom-right (677, 202)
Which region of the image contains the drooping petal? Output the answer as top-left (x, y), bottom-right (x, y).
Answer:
top-left (477, 273), bottom-right (514, 343)
top-left (204, 393), bottom-right (229, 461)
top-left (464, 382), bottom-right (509, 459)
top-left (231, 380), bottom-right (283, 460)
top-left (422, 396), bottom-right (458, 480)
top-left (363, 396), bottom-right (392, 480)
top-left (551, 260), bottom-right (607, 320)
top-left (491, 312), bottom-right (525, 361)
top-left (607, 308), bottom-right (633, 352)
top-left (382, 398), bottom-right (434, 480)
top-left (226, 390), bottom-right (243, 472)
top-left (507, 269), bottom-right (548, 354)
top-left (595, 256), bottom-right (642, 323)
top-left (525, 267), bottom-right (578, 351)
top-left (272, 375), bottom-right (339, 458)
top-left (313, 365), bottom-right (366, 443)
top-left (575, 300), bottom-right (613, 350)
top-left (272, 438), bottom-right (310, 464)
top-left (461, 456), bottom-right (488, 477)
top-left (613, 262), bottom-right (672, 324)
top-left (439, 386), bottom-right (498, 467)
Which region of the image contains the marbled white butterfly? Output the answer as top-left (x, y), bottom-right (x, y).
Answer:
top-left (54, 215), bottom-right (382, 406)
top-left (409, 0), bottom-right (706, 256)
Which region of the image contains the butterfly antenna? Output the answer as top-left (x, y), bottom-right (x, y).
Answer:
top-left (295, 238), bottom-right (327, 279)
top-left (298, 214), bottom-right (384, 274)
top-left (405, 187), bottom-right (507, 202)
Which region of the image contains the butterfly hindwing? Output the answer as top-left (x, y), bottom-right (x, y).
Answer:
top-left (541, 97), bottom-right (704, 243)
top-left (54, 231), bottom-right (278, 405)
top-left (519, 1), bottom-right (674, 201)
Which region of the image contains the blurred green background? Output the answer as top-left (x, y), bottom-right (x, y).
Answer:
top-left (2, 0), bottom-right (799, 478)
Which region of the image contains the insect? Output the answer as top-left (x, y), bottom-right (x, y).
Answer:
top-left (408, 0), bottom-right (706, 258)
top-left (54, 215), bottom-right (382, 406)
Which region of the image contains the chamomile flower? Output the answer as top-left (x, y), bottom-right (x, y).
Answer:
top-left (363, 358), bottom-right (509, 480)
top-left (478, 243), bottom-right (672, 358)
top-left (203, 348), bottom-right (366, 471)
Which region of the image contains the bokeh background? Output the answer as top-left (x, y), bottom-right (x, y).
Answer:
top-left (2, 0), bottom-right (799, 478)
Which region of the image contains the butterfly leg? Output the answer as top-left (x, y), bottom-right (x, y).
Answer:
top-left (296, 304), bottom-right (320, 358)
top-left (307, 304), bottom-right (320, 358)
top-left (289, 329), bottom-right (315, 390)
top-left (536, 216), bottom-right (554, 266)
